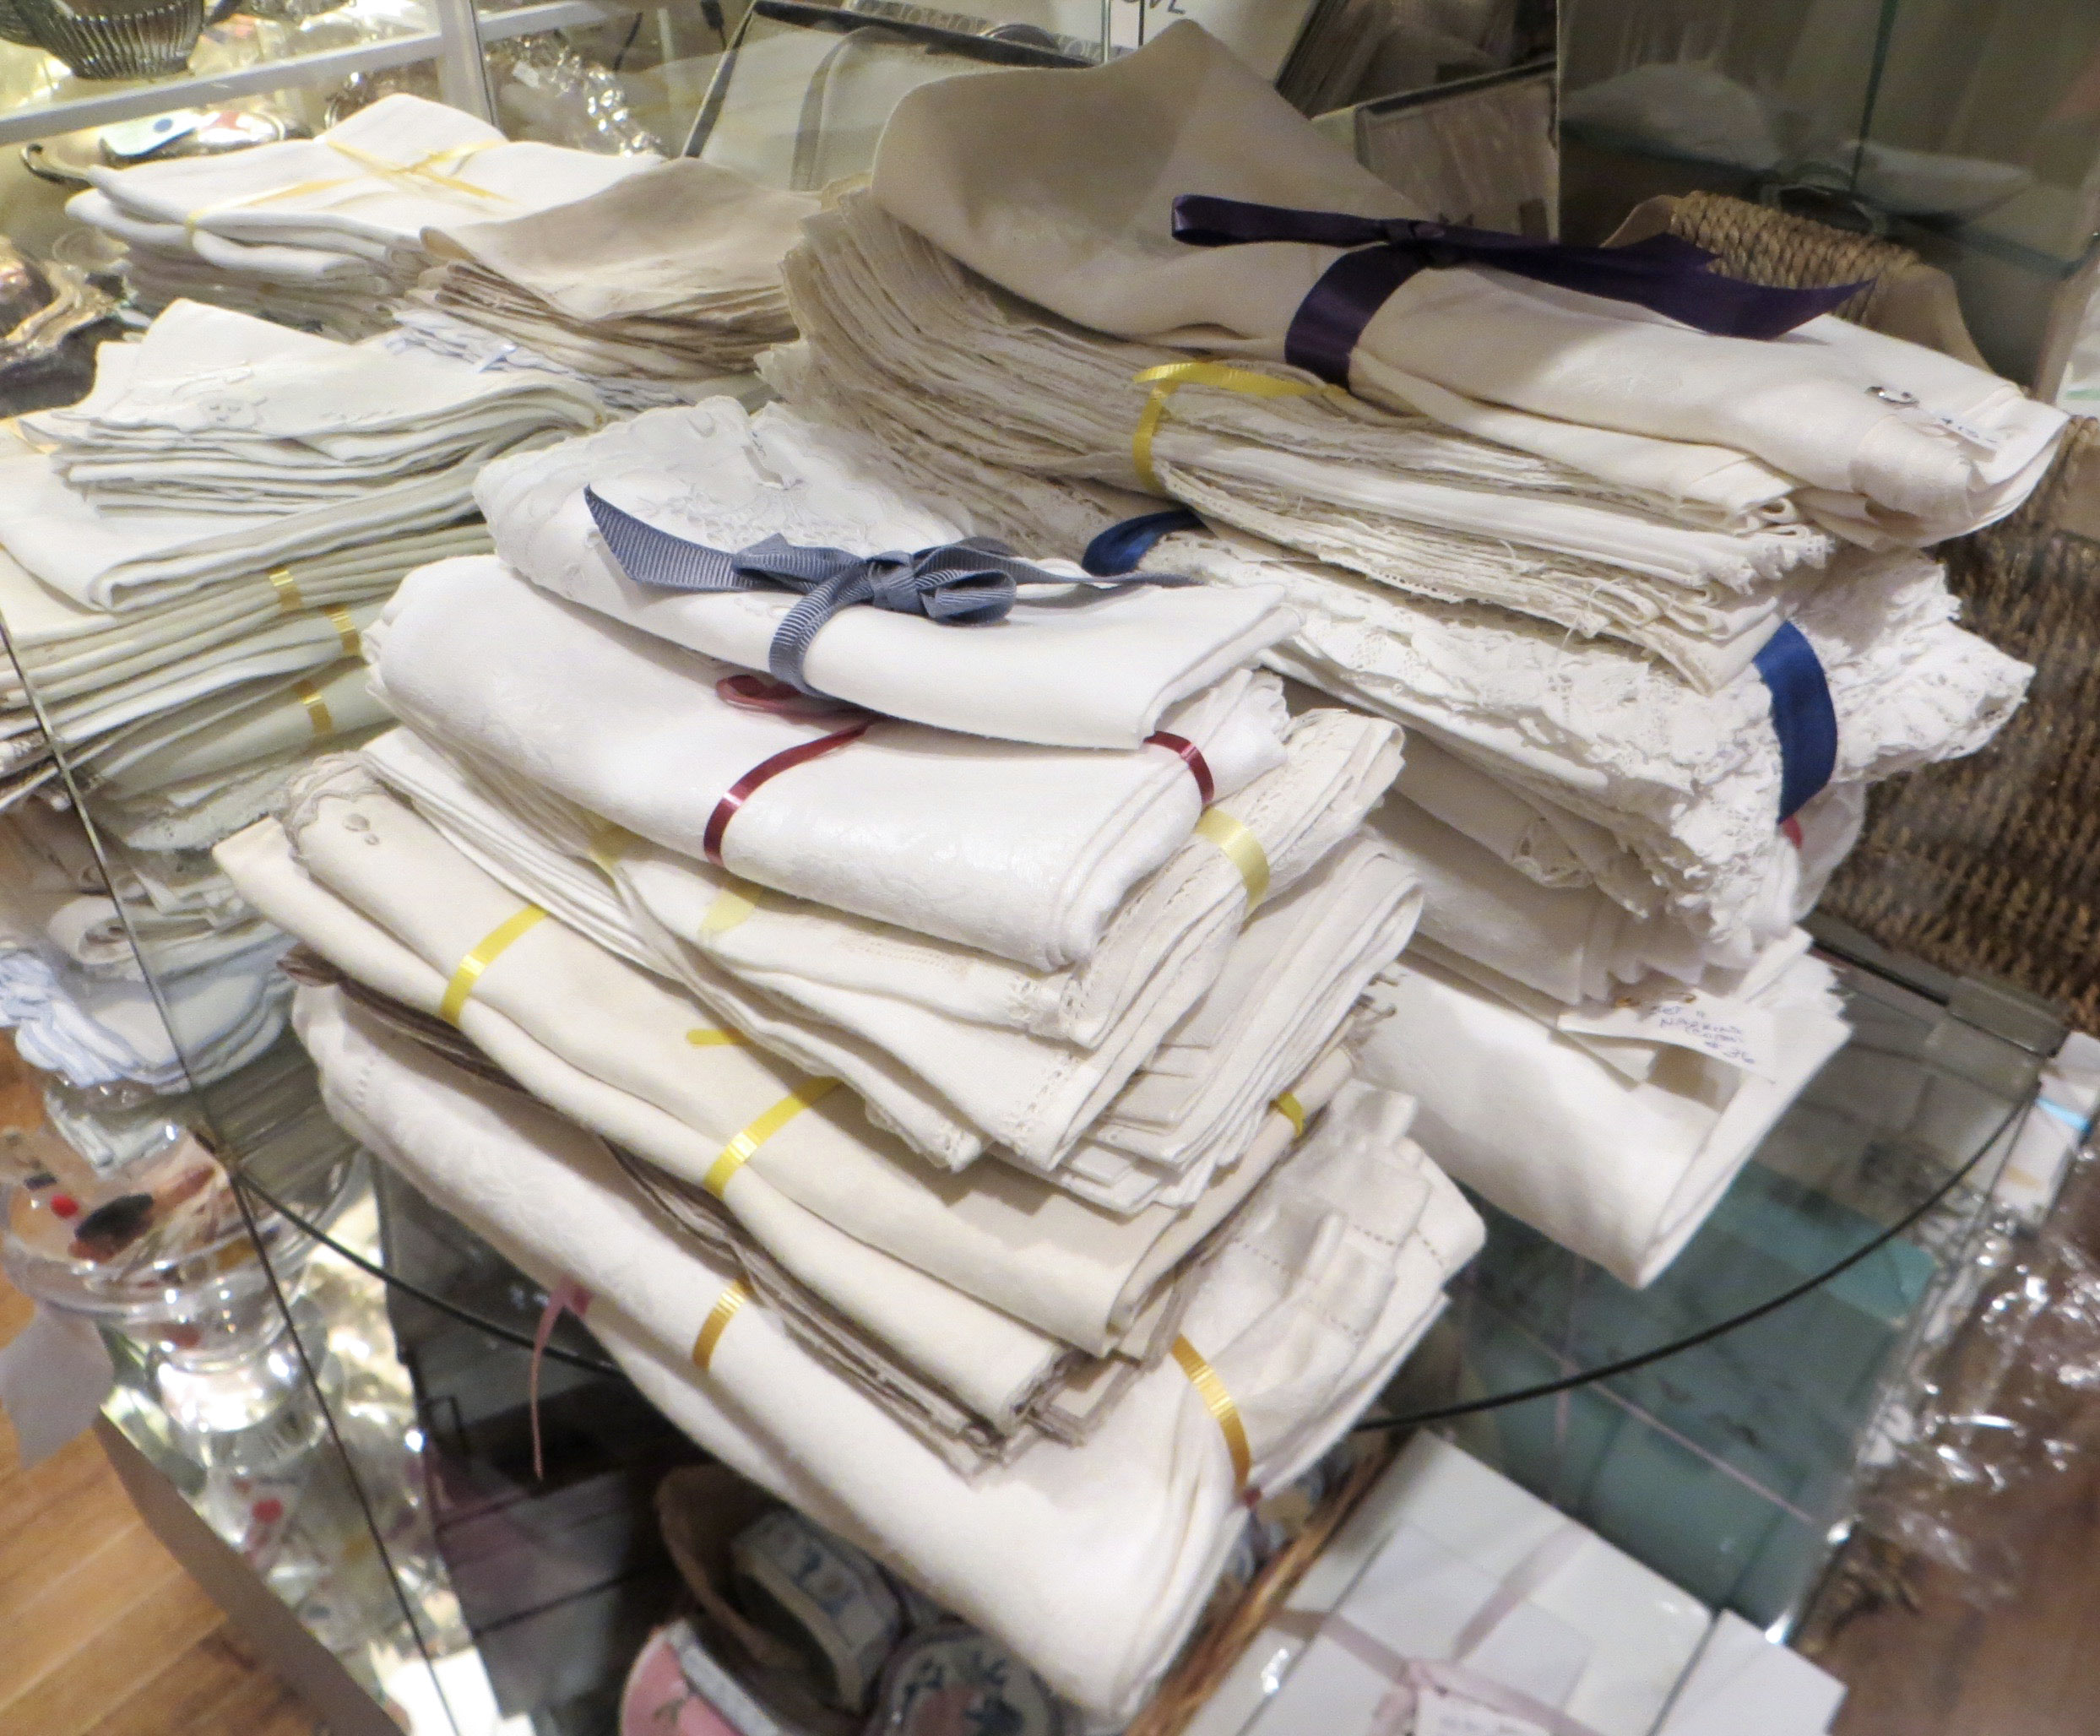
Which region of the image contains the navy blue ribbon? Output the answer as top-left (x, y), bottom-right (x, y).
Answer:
top-left (585, 488), bottom-right (1195, 698)
top-left (1170, 195), bottom-right (1869, 388)
top-left (1082, 507), bottom-right (1205, 577)
top-left (1752, 621), bottom-right (1837, 825)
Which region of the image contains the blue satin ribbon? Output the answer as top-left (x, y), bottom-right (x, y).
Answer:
top-left (1169, 195), bottom-right (1868, 387)
top-left (1082, 507), bottom-right (1205, 577)
top-left (585, 488), bottom-right (1196, 697)
top-left (1752, 621), bottom-right (1837, 824)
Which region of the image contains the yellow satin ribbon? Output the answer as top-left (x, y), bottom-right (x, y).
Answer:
top-left (703, 1079), bottom-right (839, 1198)
top-left (1272, 1091), bottom-right (1307, 1140)
top-left (439, 905), bottom-right (548, 1025)
top-left (1172, 1335), bottom-right (1251, 1494)
top-left (185, 140), bottom-right (509, 233)
top-left (692, 1278), bottom-right (752, 1373)
top-left (699, 880), bottom-right (762, 936)
top-left (584, 821), bottom-right (636, 879)
top-left (686, 1028), bottom-right (750, 1047)
top-left (324, 605), bottom-right (361, 659)
top-left (1194, 808), bottom-right (1271, 906)
top-left (1131, 360), bottom-right (1325, 492)
top-left (269, 566), bottom-right (305, 612)
top-left (295, 675), bottom-right (334, 738)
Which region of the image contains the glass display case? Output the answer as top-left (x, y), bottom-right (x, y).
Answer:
top-left (0, 4), bottom-right (2089, 1734)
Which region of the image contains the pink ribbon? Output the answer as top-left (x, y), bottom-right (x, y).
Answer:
top-left (529, 1278), bottom-right (594, 1480)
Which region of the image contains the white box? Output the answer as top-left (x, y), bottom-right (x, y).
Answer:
top-left (1236, 1435), bottom-right (1712, 1736)
top-left (1655, 1612), bottom-right (1844, 1736)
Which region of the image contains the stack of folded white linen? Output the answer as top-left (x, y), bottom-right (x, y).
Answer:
top-left (290, 977), bottom-right (1479, 1718)
top-left (0, 298), bottom-right (598, 805)
top-left (404, 160), bottom-right (817, 398)
top-left (777, 190), bottom-right (1845, 693)
top-left (67, 95), bottom-right (654, 340)
top-left (209, 384), bottom-right (1485, 1714)
top-left (870, 23), bottom-right (2066, 551)
top-left (747, 32), bottom-right (2046, 1283)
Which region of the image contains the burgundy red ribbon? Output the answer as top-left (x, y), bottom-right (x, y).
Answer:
top-left (1146, 730), bottom-right (1214, 804)
top-left (703, 719), bottom-right (876, 867)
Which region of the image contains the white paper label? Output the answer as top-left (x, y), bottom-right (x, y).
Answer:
top-left (1557, 985), bottom-right (1779, 1078)
top-left (1414, 1687), bottom-right (1550, 1736)
top-left (1930, 413), bottom-right (2008, 452)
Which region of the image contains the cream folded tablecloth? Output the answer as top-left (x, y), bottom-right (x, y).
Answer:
top-left (296, 978), bottom-right (1480, 1719)
top-left (1354, 945), bottom-right (1848, 1286)
top-left (871, 23), bottom-right (2065, 544)
top-left (369, 556), bottom-right (1286, 968)
top-left (475, 397), bottom-right (1295, 748)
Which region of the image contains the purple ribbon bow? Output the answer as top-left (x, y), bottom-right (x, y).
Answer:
top-left (1170, 193), bottom-right (1869, 387)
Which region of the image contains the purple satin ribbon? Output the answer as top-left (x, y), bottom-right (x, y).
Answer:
top-left (1171, 194), bottom-right (1869, 387)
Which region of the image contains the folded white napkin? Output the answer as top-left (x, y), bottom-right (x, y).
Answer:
top-left (872, 22), bottom-right (2065, 542)
top-left (296, 978), bottom-right (1481, 1719)
top-left (369, 556), bottom-right (1287, 968)
top-left (1354, 945), bottom-right (1848, 1286)
top-left (475, 397), bottom-right (1296, 747)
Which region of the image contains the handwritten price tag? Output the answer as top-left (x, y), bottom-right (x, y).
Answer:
top-left (1557, 985), bottom-right (1779, 1078)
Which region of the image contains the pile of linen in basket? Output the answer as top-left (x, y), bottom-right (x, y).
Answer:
top-left (0, 296), bottom-right (601, 1080)
top-left (213, 390), bottom-right (1482, 1720)
top-left (755, 19), bottom-right (2050, 1288)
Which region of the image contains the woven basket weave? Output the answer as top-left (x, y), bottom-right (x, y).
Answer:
top-left (1653, 193), bottom-right (2100, 1027)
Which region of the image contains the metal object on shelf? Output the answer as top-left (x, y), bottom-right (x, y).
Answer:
top-left (11, 0), bottom-right (208, 80)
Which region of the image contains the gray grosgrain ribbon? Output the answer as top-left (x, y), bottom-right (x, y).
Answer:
top-left (585, 487), bottom-right (1196, 698)
top-left (1169, 195), bottom-right (1869, 386)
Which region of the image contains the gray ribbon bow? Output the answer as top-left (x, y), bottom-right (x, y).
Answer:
top-left (586, 487), bottom-right (1194, 698)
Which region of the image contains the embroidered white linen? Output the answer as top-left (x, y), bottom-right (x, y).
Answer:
top-left (475, 398), bottom-right (1296, 748)
top-left (871, 22), bottom-right (2065, 542)
top-left (368, 556), bottom-right (1287, 968)
top-left (295, 979), bottom-right (1483, 1718)
top-left (20, 304), bottom-right (601, 518)
top-left (1354, 947), bottom-right (1848, 1286)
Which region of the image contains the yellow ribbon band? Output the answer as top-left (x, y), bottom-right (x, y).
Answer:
top-left (686, 1028), bottom-right (750, 1047)
top-left (1194, 808), bottom-right (1271, 906)
top-left (1131, 361), bottom-right (1324, 492)
top-left (1172, 1335), bottom-right (1251, 1493)
top-left (1272, 1091), bottom-right (1307, 1140)
top-left (324, 605), bottom-right (361, 658)
top-left (269, 566), bottom-right (305, 612)
top-left (703, 1079), bottom-right (839, 1198)
top-left (296, 676), bottom-right (334, 739)
top-left (439, 905), bottom-right (547, 1025)
top-left (699, 880), bottom-right (762, 936)
top-left (186, 142), bottom-right (508, 234)
top-left (692, 1278), bottom-right (752, 1373)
